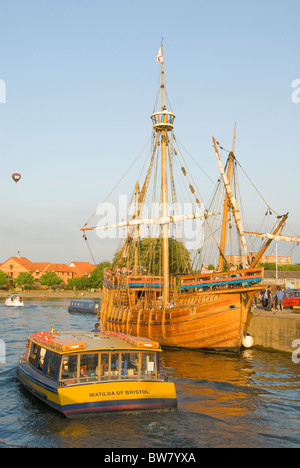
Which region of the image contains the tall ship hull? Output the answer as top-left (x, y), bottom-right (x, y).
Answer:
top-left (99, 268), bottom-right (263, 352)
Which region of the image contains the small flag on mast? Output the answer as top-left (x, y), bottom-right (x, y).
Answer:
top-left (157, 45), bottom-right (163, 63)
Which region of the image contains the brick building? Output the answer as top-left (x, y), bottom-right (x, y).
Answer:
top-left (225, 253), bottom-right (291, 267)
top-left (0, 256), bottom-right (96, 286)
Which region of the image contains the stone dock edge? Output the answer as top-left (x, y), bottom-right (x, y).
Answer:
top-left (248, 306), bottom-right (300, 354)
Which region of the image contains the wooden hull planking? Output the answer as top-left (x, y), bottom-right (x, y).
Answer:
top-left (100, 285), bottom-right (258, 352)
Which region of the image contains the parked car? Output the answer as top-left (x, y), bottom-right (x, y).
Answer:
top-left (283, 289), bottom-right (300, 308)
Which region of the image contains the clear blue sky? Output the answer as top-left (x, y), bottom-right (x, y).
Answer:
top-left (1, 0), bottom-right (300, 264)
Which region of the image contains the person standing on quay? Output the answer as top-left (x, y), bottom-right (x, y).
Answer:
top-left (266, 286), bottom-right (273, 311)
top-left (275, 286), bottom-right (284, 312)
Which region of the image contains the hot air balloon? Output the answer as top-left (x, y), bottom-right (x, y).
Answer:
top-left (12, 173), bottom-right (21, 183)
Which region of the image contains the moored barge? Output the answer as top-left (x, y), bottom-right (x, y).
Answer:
top-left (68, 299), bottom-right (101, 314)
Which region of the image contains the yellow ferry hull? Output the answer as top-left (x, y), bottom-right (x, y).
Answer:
top-left (17, 362), bottom-right (177, 417)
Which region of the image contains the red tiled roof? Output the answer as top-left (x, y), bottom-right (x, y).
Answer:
top-left (30, 263), bottom-right (50, 273)
top-left (0, 257), bottom-right (96, 277)
top-left (2, 257), bottom-right (34, 269)
top-left (68, 261), bottom-right (96, 276)
top-left (44, 264), bottom-right (73, 273)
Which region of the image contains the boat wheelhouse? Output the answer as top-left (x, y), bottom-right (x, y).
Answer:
top-left (17, 329), bottom-right (177, 417)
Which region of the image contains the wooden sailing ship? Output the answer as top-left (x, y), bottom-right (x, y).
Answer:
top-left (81, 44), bottom-right (292, 352)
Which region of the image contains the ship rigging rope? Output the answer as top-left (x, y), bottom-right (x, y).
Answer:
top-left (235, 158), bottom-right (279, 217)
top-left (169, 136), bottom-right (227, 263)
top-left (214, 140), bottom-right (300, 263)
top-left (176, 137), bottom-right (216, 186)
top-left (82, 138), bottom-right (151, 229)
top-left (215, 139), bottom-right (278, 216)
top-left (168, 134), bottom-right (206, 208)
top-left (83, 234), bottom-right (97, 265)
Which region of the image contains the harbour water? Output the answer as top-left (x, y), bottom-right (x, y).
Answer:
top-left (0, 298), bottom-right (300, 448)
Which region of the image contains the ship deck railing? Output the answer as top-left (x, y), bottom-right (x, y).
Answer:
top-left (179, 267), bottom-right (264, 291)
top-left (103, 272), bottom-right (166, 290)
top-left (103, 267), bottom-right (263, 292)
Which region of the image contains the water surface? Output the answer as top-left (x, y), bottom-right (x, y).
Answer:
top-left (0, 298), bottom-right (299, 448)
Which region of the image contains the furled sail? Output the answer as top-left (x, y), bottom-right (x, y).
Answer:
top-left (81, 211), bottom-right (220, 231)
top-left (246, 232), bottom-right (300, 243)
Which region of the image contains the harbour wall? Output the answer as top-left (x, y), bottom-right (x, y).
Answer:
top-left (248, 307), bottom-right (300, 353)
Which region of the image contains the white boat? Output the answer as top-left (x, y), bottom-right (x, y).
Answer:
top-left (5, 293), bottom-right (24, 307)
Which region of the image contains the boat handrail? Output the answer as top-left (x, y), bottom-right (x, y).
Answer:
top-left (101, 331), bottom-right (160, 349)
top-left (104, 272), bottom-right (178, 291)
top-left (179, 267), bottom-right (264, 291)
top-left (28, 330), bottom-right (160, 352)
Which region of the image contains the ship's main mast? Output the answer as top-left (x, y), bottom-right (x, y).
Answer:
top-left (151, 44), bottom-right (175, 307)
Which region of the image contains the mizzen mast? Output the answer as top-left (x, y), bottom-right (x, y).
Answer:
top-left (218, 124), bottom-right (236, 271)
top-left (213, 134), bottom-right (249, 269)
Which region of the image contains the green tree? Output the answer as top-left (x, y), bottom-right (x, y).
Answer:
top-left (112, 237), bottom-right (191, 275)
top-left (15, 272), bottom-right (35, 289)
top-left (39, 271), bottom-right (62, 288)
top-left (67, 276), bottom-right (89, 290)
top-left (67, 262), bottom-right (111, 290)
top-left (258, 262), bottom-right (300, 271)
top-left (0, 270), bottom-right (8, 287)
top-left (87, 261), bottom-right (112, 288)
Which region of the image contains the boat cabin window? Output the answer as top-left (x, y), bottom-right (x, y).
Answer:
top-left (107, 351), bottom-right (157, 380)
top-left (24, 340), bottom-right (31, 361)
top-left (80, 354), bottom-right (98, 381)
top-left (59, 350), bottom-right (159, 383)
top-left (110, 353), bottom-right (120, 378)
top-left (61, 355), bottom-right (78, 382)
top-left (29, 343), bottom-right (39, 366)
top-left (46, 352), bottom-right (60, 380)
top-left (110, 352), bottom-right (138, 378)
top-left (26, 342), bottom-right (60, 381)
top-left (141, 352), bottom-right (156, 377)
top-left (120, 352), bottom-right (139, 377)
top-left (38, 348), bottom-right (46, 372)
top-left (100, 353), bottom-right (109, 379)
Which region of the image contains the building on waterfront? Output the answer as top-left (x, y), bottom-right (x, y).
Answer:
top-left (0, 256), bottom-right (96, 286)
top-left (261, 255), bottom-right (292, 265)
top-left (225, 253), bottom-right (291, 267)
top-left (264, 271), bottom-right (300, 289)
top-left (68, 261), bottom-right (96, 277)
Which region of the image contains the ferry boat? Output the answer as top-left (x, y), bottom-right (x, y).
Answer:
top-left (17, 329), bottom-right (177, 417)
top-left (5, 293), bottom-right (24, 307)
top-left (68, 299), bottom-right (101, 314)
